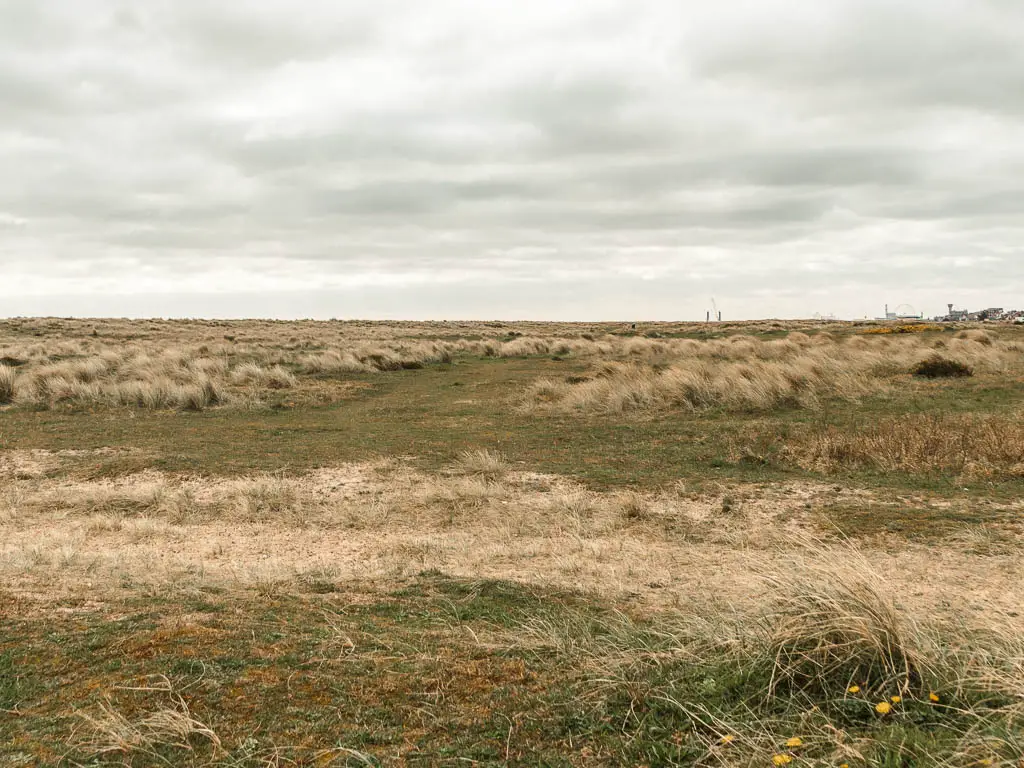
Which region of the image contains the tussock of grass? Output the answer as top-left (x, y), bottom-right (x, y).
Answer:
top-left (454, 448), bottom-right (509, 480)
top-left (955, 328), bottom-right (997, 346)
top-left (759, 548), bottom-right (928, 696)
top-left (299, 349), bottom-right (371, 374)
top-left (0, 363), bottom-right (14, 404)
top-left (7, 355), bottom-right (233, 410)
top-left (523, 332), bottom-right (1023, 414)
top-left (229, 476), bottom-right (303, 523)
top-left (3, 319), bottom-right (1020, 414)
top-left (516, 545), bottom-right (1024, 766)
top-left (784, 414), bottom-right (1024, 479)
top-left (73, 676), bottom-right (222, 761)
top-left (229, 362), bottom-right (297, 389)
top-left (524, 355), bottom-right (869, 414)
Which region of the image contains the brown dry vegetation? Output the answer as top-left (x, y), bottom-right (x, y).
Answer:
top-left (777, 414), bottom-right (1024, 479)
top-left (523, 331), bottom-right (1023, 414)
top-left (2, 452), bottom-right (1021, 610)
top-left (2, 318), bottom-right (1024, 766)
top-left (4, 318), bottom-right (1019, 415)
top-left (0, 322), bottom-right (608, 410)
top-left (3, 450), bottom-right (1024, 764)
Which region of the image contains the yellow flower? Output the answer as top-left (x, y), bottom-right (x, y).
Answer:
top-left (890, 695), bottom-right (902, 704)
top-left (786, 737), bottom-right (803, 748)
top-left (720, 734), bottom-right (735, 745)
top-left (929, 692), bottom-right (940, 703)
top-left (847, 685), bottom-right (860, 694)
top-left (840, 764), bottom-right (850, 768)
top-left (772, 755), bottom-right (794, 766)
top-left (875, 701), bottom-right (892, 714)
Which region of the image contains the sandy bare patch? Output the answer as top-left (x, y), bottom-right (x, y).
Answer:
top-left (0, 447), bottom-right (145, 480)
top-left (2, 460), bottom-right (1021, 630)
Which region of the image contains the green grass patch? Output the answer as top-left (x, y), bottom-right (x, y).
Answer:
top-left (2, 353), bottom-right (1021, 499)
top-left (2, 572), bottom-right (1021, 766)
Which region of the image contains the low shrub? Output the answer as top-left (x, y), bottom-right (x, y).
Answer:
top-left (911, 356), bottom-right (973, 378)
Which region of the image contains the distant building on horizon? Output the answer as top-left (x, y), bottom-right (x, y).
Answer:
top-left (877, 304), bottom-right (924, 321)
top-left (936, 304), bottom-right (1022, 322)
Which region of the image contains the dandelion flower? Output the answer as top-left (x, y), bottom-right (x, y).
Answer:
top-left (786, 737), bottom-right (803, 748)
top-left (840, 764), bottom-right (850, 768)
top-left (847, 685), bottom-right (860, 694)
top-left (875, 701), bottom-right (892, 715)
top-left (719, 735), bottom-right (735, 745)
top-left (929, 692), bottom-right (940, 703)
top-left (772, 755), bottom-right (793, 766)
top-left (890, 695), bottom-right (902, 704)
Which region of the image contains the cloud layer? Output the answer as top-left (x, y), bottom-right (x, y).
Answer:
top-left (1, 1), bottom-right (1021, 319)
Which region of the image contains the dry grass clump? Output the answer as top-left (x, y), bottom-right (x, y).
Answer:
top-left (759, 549), bottom-right (929, 696)
top-left (229, 362), bottom-right (296, 389)
top-left (1, 349), bottom-right (315, 410)
top-left (614, 489), bottom-right (652, 522)
top-left (300, 341), bottom-right (454, 373)
top-left (299, 350), bottom-right (372, 374)
top-left (0, 363), bottom-right (15, 404)
top-left (228, 477), bottom-right (304, 524)
top-left (753, 548), bottom-right (1024, 721)
top-left (5, 351), bottom-right (236, 410)
top-left (785, 414), bottom-right (1024, 478)
top-left (524, 356), bottom-right (870, 414)
top-left (523, 332), bottom-right (1023, 415)
top-left (15, 474), bottom-right (309, 526)
top-left (955, 328), bottom-right (997, 346)
top-left (530, 543), bottom-right (1024, 765)
top-left (109, 376), bottom-right (227, 411)
top-left (3, 318), bottom-right (1019, 413)
top-left (74, 676), bottom-right (222, 761)
top-left (453, 449), bottom-right (509, 480)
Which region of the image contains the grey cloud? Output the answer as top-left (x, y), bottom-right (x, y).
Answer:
top-left (0, 1), bottom-right (1021, 319)
top-left (696, 2), bottom-right (1024, 117)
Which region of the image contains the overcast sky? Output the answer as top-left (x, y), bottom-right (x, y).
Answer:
top-left (1, 1), bottom-right (1021, 320)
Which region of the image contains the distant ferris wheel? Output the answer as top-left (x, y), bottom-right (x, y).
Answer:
top-left (893, 304), bottom-right (920, 318)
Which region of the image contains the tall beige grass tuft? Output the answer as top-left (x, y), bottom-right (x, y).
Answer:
top-left (522, 331), bottom-right (1024, 415)
top-left (757, 546), bottom-right (929, 695)
top-left (453, 448), bottom-right (509, 480)
top-left (74, 676), bottom-right (221, 760)
top-left (0, 364), bottom-right (15, 404)
top-left (229, 362), bottom-right (297, 389)
top-left (785, 414), bottom-right (1024, 478)
top-left (228, 476), bottom-right (304, 524)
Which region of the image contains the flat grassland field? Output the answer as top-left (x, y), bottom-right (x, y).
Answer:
top-left (1, 318), bottom-right (1023, 767)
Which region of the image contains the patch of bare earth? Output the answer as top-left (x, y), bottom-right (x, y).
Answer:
top-left (2, 451), bottom-right (1021, 628)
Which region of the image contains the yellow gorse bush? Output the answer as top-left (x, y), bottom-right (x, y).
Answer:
top-left (861, 324), bottom-right (942, 335)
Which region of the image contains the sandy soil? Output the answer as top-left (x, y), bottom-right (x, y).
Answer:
top-left (3, 450), bottom-right (1022, 630)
